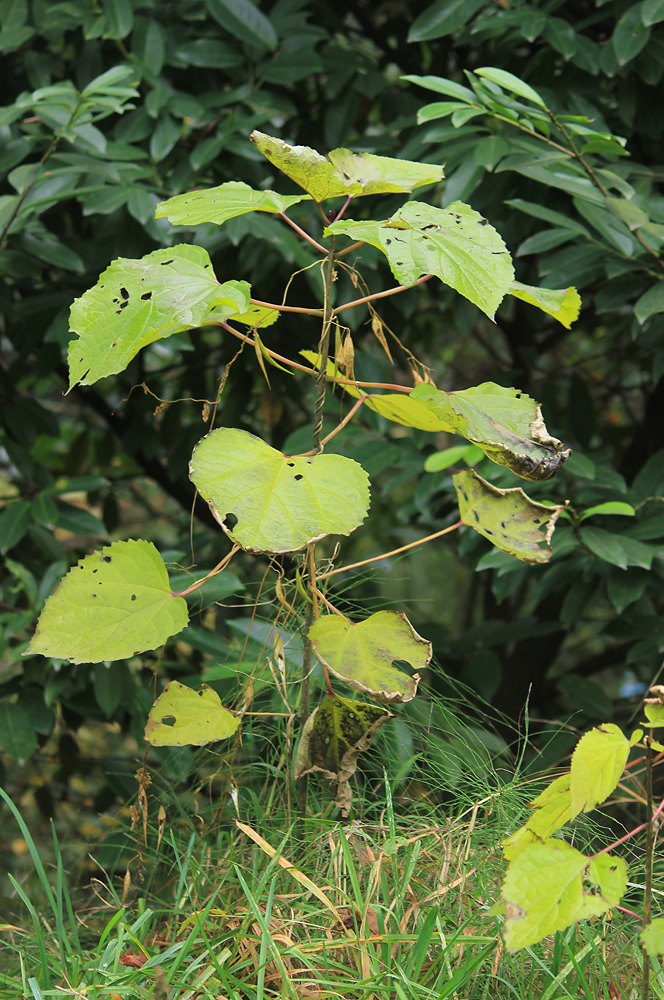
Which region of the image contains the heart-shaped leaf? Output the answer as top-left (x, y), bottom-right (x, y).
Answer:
top-left (309, 611), bottom-right (429, 703)
top-left (327, 201), bottom-right (514, 319)
top-left (68, 245), bottom-right (250, 389)
top-left (454, 469), bottom-right (565, 563)
top-left (189, 428), bottom-right (370, 553)
top-left (144, 680), bottom-right (239, 746)
top-left (25, 539), bottom-right (189, 663)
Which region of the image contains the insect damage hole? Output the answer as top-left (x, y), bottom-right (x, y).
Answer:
top-left (160, 715), bottom-right (176, 727)
top-left (294, 474), bottom-right (303, 481)
top-left (101, 554), bottom-right (112, 563)
top-left (223, 512), bottom-right (238, 530)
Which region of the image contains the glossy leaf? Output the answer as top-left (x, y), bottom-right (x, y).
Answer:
top-left (68, 246), bottom-right (250, 388)
top-left (502, 840), bottom-right (626, 951)
top-left (612, 5), bottom-right (651, 64)
top-left (206, 0), bottom-right (277, 50)
top-left (578, 502), bottom-right (635, 520)
top-left (509, 281), bottom-right (581, 329)
top-left (474, 67), bottom-right (546, 108)
top-left (424, 444), bottom-right (482, 472)
top-left (570, 723), bottom-right (630, 818)
top-left (251, 131), bottom-right (444, 202)
top-left (294, 694), bottom-right (392, 815)
top-left (366, 393), bottom-right (451, 431)
top-left (642, 0), bottom-right (664, 25)
top-left (309, 611), bottom-right (430, 704)
top-left (26, 540), bottom-right (189, 664)
top-left (156, 181), bottom-right (309, 226)
top-left (580, 526), bottom-right (654, 570)
top-left (411, 382), bottom-right (571, 481)
top-left (635, 281), bottom-right (664, 324)
top-left (189, 428), bottom-right (370, 554)
top-left (144, 680), bottom-right (239, 746)
top-left (327, 201), bottom-right (514, 319)
top-left (453, 469), bottom-right (565, 563)
top-left (407, 0), bottom-right (485, 41)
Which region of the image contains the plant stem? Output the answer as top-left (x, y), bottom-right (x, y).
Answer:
top-left (317, 521), bottom-right (463, 582)
top-left (642, 737), bottom-right (654, 1000)
top-left (279, 212), bottom-right (328, 254)
top-left (170, 544), bottom-right (240, 596)
top-left (298, 396), bottom-right (366, 455)
top-left (312, 237), bottom-right (336, 452)
top-left (335, 274), bottom-right (433, 313)
top-left (249, 297), bottom-right (324, 317)
top-left (296, 558), bottom-right (315, 849)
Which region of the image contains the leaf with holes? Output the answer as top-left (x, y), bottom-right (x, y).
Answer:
top-left (509, 282), bottom-right (581, 329)
top-left (326, 201), bottom-right (514, 319)
top-left (67, 246), bottom-right (250, 389)
top-left (453, 469), bottom-right (565, 563)
top-left (501, 840), bottom-right (626, 951)
top-left (251, 131), bottom-right (444, 202)
top-left (155, 181), bottom-right (309, 227)
top-left (294, 693), bottom-right (392, 815)
top-left (412, 382), bottom-right (571, 481)
top-left (25, 540), bottom-right (188, 664)
top-left (309, 612), bottom-right (430, 704)
top-left (189, 428), bottom-right (370, 554)
top-left (570, 723), bottom-right (630, 818)
top-left (144, 680), bottom-right (239, 746)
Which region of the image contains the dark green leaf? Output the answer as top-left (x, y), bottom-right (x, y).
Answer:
top-left (636, 282), bottom-right (664, 324)
top-left (613, 5), bottom-right (651, 64)
top-left (174, 38), bottom-right (243, 68)
top-left (103, 0), bottom-right (133, 39)
top-left (642, 0), bottom-right (664, 25)
top-left (407, 0), bottom-right (485, 42)
top-left (0, 701), bottom-right (37, 760)
top-left (206, 0), bottom-right (277, 50)
top-left (54, 500), bottom-right (108, 537)
top-left (580, 526), bottom-right (654, 570)
top-left (0, 500), bottom-right (32, 554)
top-left (544, 17), bottom-right (577, 58)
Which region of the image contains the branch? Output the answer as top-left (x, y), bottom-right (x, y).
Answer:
top-left (279, 211), bottom-right (328, 254)
top-left (334, 274), bottom-right (433, 314)
top-left (317, 521), bottom-right (463, 582)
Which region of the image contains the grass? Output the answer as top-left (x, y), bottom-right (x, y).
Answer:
top-left (1, 758), bottom-right (657, 1000)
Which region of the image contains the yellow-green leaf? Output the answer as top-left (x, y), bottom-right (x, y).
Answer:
top-left (570, 723), bottom-right (629, 818)
top-left (144, 680), bottom-right (239, 746)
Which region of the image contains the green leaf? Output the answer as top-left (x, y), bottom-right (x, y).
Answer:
top-left (169, 570), bottom-right (243, 609)
top-left (327, 201), bottom-right (514, 320)
top-left (570, 723), bottom-right (630, 818)
top-left (502, 840), bottom-right (626, 951)
top-left (250, 131), bottom-right (444, 202)
top-left (230, 305), bottom-right (280, 329)
top-left (411, 382), bottom-right (571, 481)
top-left (365, 393), bottom-right (451, 432)
top-left (189, 428), bottom-right (370, 554)
top-left (635, 282), bottom-right (664, 324)
top-left (144, 680), bottom-right (239, 746)
top-left (309, 612), bottom-right (430, 704)
top-left (642, 0), bottom-right (664, 25)
top-left (294, 694), bottom-right (392, 816)
top-left (103, 0), bottom-right (133, 39)
top-left (640, 918), bottom-right (664, 958)
top-left (403, 74), bottom-right (477, 104)
top-left (0, 701), bottom-right (37, 761)
top-left (453, 469), bottom-right (565, 564)
top-left (0, 499), bottom-right (32, 554)
top-left (580, 526), bottom-right (654, 570)
top-left (206, 0), bottom-right (277, 50)
top-left (643, 703), bottom-right (664, 727)
top-left (613, 5), bottom-right (651, 64)
top-left (503, 773), bottom-right (572, 860)
top-left (424, 444), bottom-right (480, 472)
top-left (509, 282), bottom-right (581, 330)
top-left (474, 67), bottom-right (546, 108)
top-left (578, 502), bottom-right (635, 521)
top-left (155, 181), bottom-right (309, 227)
top-left (407, 0), bottom-right (485, 41)
top-left (25, 540), bottom-right (189, 664)
top-left (67, 247), bottom-right (250, 389)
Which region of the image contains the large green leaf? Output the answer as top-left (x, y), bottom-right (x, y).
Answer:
top-left (67, 246), bottom-right (250, 388)
top-left (207, 0), bottom-right (277, 49)
top-left (453, 469), bottom-right (565, 563)
top-left (509, 281), bottom-right (581, 329)
top-left (189, 428), bottom-right (370, 554)
top-left (570, 723), bottom-right (630, 818)
top-left (640, 918), bottom-right (664, 958)
top-left (251, 130), bottom-right (444, 202)
top-left (503, 773), bottom-right (572, 860)
top-left (309, 612), bottom-right (430, 704)
top-left (412, 382), bottom-right (571, 481)
top-left (327, 201), bottom-right (514, 319)
top-left (144, 680), bottom-right (239, 746)
top-left (293, 694), bottom-right (392, 815)
top-left (501, 840), bottom-right (626, 951)
top-left (580, 526), bottom-right (654, 570)
top-left (25, 540), bottom-right (189, 664)
top-left (155, 181), bottom-right (309, 227)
